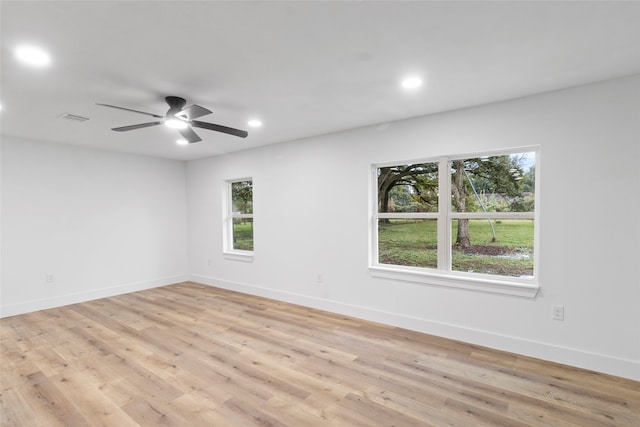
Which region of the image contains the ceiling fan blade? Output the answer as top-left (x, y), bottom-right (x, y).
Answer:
top-left (97, 103), bottom-right (163, 118)
top-left (178, 126), bottom-right (202, 143)
top-left (112, 122), bottom-right (162, 131)
top-left (175, 104), bottom-right (212, 120)
top-left (192, 120), bottom-right (248, 138)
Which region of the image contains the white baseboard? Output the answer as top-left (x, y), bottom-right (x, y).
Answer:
top-left (190, 274), bottom-right (640, 381)
top-left (0, 274), bottom-right (189, 318)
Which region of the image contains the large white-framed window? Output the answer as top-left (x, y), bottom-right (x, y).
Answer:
top-left (370, 147), bottom-right (539, 297)
top-left (223, 178), bottom-right (254, 261)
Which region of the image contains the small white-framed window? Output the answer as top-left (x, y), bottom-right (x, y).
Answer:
top-left (370, 147), bottom-right (539, 297)
top-left (224, 178), bottom-right (254, 259)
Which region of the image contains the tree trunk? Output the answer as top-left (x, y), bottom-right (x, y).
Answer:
top-left (456, 219), bottom-right (471, 248)
top-left (380, 187), bottom-right (391, 224)
top-left (378, 169), bottom-right (393, 224)
top-left (452, 161), bottom-right (471, 248)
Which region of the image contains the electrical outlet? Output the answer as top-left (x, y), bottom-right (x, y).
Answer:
top-left (552, 305), bottom-right (564, 321)
top-left (207, 259), bottom-right (212, 266)
top-left (46, 274), bottom-right (54, 283)
top-left (316, 273), bottom-right (323, 284)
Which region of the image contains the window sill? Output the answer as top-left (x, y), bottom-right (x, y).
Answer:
top-left (369, 265), bottom-right (539, 298)
top-left (223, 251), bottom-right (254, 262)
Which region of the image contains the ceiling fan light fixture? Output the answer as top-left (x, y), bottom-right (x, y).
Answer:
top-left (176, 139), bottom-right (189, 145)
top-left (165, 118), bottom-right (188, 130)
top-left (248, 119), bottom-right (262, 128)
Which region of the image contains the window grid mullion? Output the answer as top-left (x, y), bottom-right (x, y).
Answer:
top-left (232, 214), bottom-right (254, 219)
top-left (438, 159), bottom-right (451, 272)
top-left (377, 212), bottom-right (439, 219)
top-left (450, 212), bottom-right (534, 219)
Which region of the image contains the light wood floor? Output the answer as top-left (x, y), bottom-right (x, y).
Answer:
top-left (1, 282), bottom-right (638, 426)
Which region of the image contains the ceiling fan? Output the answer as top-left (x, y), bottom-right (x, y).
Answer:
top-left (97, 96), bottom-right (248, 143)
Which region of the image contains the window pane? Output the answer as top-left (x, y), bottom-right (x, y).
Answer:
top-left (233, 218), bottom-right (254, 251)
top-left (232, 180), bottom-right (253, 214)
top-left (451, 219), bottom-right (534, 278)
top-left (451, 152), bottom-right (535, 213)
top-left (378, 219), bottom-right (437, 268)
top-left (378, 163), bottom-right (438, 213)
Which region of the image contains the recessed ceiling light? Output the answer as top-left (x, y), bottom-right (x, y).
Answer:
top-left (176, 139), bottom-right (189, 146)
top-left (15, 45), bottom-right (51, 67)
top-left (165, 118), bottom-right (188, 130)
top-left (401, 76), bottom-right (423, 90)
top-left (248, 119), bottom-right (262, 128)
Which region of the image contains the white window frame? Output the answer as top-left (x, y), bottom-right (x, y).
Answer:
top-left (369, 146), bottom-right (540, 297)
top-left (223, 177), bottom-right (254, 262)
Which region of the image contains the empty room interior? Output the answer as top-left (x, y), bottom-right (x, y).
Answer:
top-left (1, 1), bottom-right (639, 426)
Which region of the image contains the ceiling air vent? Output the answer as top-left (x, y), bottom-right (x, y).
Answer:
top-left (58, 112), bottom-right (90, 122)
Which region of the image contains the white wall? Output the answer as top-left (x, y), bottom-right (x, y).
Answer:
top-left (1, 137), bottom-right (189, 316)
top-left (187, 75), bottom-right (640, 380)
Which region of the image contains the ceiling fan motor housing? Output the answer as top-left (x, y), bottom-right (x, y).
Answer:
top-left (165, 96), bottom-right (187, 117)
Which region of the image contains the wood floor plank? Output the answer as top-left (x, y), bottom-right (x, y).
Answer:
top-left (18, 371), bottom-right (89, 426)
top-left (357, 385), bottom-right (443, 425)
top-left (2, 281), bottom-right (639, 426)
top-left (121, 397), bottom-right (191, 426)
top-left (49, 369), bottom-right (137, 427)
top-left (168, 392), bottom-right (234, 427)
top-left (1, 376), bottom-right (43, 427)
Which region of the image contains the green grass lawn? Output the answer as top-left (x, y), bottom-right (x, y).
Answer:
top-left (378, 219), bottom-right (534, 277)
top-left (233, 220), bottom-right (254, 251)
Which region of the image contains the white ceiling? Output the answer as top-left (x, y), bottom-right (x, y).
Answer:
top-left (2, 1), bottom-right (640, 161)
